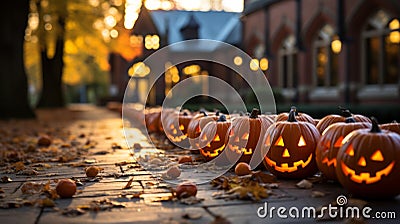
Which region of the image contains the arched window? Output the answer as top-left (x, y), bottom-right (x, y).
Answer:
top-left (313, 24), bottom-right (338, 87)
top-left (362, 10), bottom-right (399, 85)
top-left (278, 35), bottom-right (297, 89)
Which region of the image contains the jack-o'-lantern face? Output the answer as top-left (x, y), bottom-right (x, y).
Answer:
top-left (199, 115), bottom-right (231, 161)
top-left (340, 144), bottom-right (394, 184)
top-left (335, 118), bottom-right (400, 198)
top-left (263, 109), bottom-right (320, 179)
top-left (163, 111), bottom-right (192, 148)
top-left (226, 109), bottom-right (273, 164)
top-left (264, 133), bottom-right (313, 173)
top-left (315, 121), bottom-right (371, 180)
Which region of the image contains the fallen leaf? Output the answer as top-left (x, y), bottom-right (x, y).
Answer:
top-left (179, 196), bottom-right (204, 205)
top-left (296, 179), bottom-right (313, 189)
top-left (1, 176), bottom-right (12, 183)
top-left (123, 177), bottom-right (134, 189)
top-left (311, 191), bottom-right (326, 198)
top-left (182, 212), bottom-right (202, 220)
top-left (61, 208), bottom-right (87, 217)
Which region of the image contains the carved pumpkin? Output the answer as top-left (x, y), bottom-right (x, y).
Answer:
top-left (380, 121), bottom-right (400, 135)
top-left (187, 111), bottom-right (219, 150)
top-left (199, 115), bottom-right (231, 161)
top-left (275, 106), bottom-right (315, 125)
top-left (145, 108), bottom-right (162, 133)
top-left (316, 118), bottom-right (371, 180)
top-left (336, 118), bottom-right (400, 198)
top-left (164, 111), bottom-right (193, 148)
top-left (316, 107), bottom-right (370, 134)
top-left (263, 109), bottom-right (320, 179)
top-left (226, 108), bottom-right (274, 164)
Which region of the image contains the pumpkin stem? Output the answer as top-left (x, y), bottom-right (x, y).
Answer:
top-left (290, 106), bottom-right (298, 115)
top-left (287, 109), bottom-right (297, 122)
top-left (370, 117), bottom-right (381, 133)
top-left (339, 106), bottom-right (352, 118)
top-left (215, 110), bottom-right (220, 116)
top-left (199, 110), bottom-right (207, 116)
top-left (183, 111), bottom-right (188, 116)
top-left (249, 108), bottom-right (260, 118)
top-left (239, 111), bottom-right (245, 116)
top-left (217, 114), bottom-right (227, 122)
top-left (345, 117), bottom-right (356, 123)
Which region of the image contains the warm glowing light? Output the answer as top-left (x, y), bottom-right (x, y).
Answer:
top-left (110, 29), bottom-right (118, 38)
top-left (183, 64), bottom-right (201, 75)
top-left (358, 156), bottom-right (367, 167)
top-left (44, 23), bottom-right (52, 31)
top-left (297, 135), bottom-right (306, 147)
top-left (128, 62), bottom-right (151, 77)
top-left (331, 37), bottom-right (342, 54)
top-left (233, 56), bottom-right (242, 66)
top-left (371, 150), bottom-right (384, 161)
top-left (145, 35), bottom-right (160, 50)
top-left (130, 35), bottom-right (143, 46)
top-left (275, 136), bottom-right (284, 147)
top-left (124, 0), bottom-right (142, 29)
top-left (346, 145), bottom-right (355, 156)
top-left (389, 19), bottom-right (399, 30)
top-left (249, 59), bottom-right (259, 71)
top-left (145, 0), bottom-right (161, 10)
top-left (334, 136), bottom-right (344, 148)
top-left (259, 58), bottom-right (269, 71)
top-left (104, 15), bottom-right (117, 28)
top-left (172, 74), bottom-right (180, 83)
top-left (282, 149), bottom-right (290, 157)
top-left (389, 31), bottom-right (400, 44)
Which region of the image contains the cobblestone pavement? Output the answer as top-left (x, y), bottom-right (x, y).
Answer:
top-left (0, 105), bottom-right (398, 224)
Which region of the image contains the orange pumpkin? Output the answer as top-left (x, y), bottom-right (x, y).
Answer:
top-left (164, 110), bottom-right (192, 148)
top-left (226, 108), bottom-right (274, 164)
top-left (316, 118), bottom-right (371, 180)
top-left (199, 115), bottom-right (231, 161)
top-left (336, 118), bottom-right (400, 198)
top-left (187, 111), bottom-right (219, 150)
top-left (380, 121), bottom-right (400, 135)
top-left (275, 106), bottom-right (315, 125)
top-left (144, 108), bottom-right (162, 133)
top-left (263, 109), bottom-right (320, 179)
top-left (316, 107), bottom-right (370, 134)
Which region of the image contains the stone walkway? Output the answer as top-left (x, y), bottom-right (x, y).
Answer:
top-left (0, 105), bottom-right (398, 224)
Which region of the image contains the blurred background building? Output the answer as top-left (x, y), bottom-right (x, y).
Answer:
top-left (111, 0), bottom-right (399, 107)
top-left (242, 0), bottom-right (399, 105)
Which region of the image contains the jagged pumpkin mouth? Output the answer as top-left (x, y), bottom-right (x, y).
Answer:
top-left (340, 161), bottom-right (395, 184)
top-left (265, 154), bottom-right (313, 172)
top-left (322, 157), bottom-right (337, 167)
top-left (200, 144), bottom-right (226, 158)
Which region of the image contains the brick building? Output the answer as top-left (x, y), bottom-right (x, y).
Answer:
top-left (242, 0), bottom-right (400, 105)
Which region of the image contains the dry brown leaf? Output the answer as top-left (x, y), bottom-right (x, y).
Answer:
top-left (123, 177), bottom-right (134, 189)
top-left (296, 179), bottom-right (313, 189)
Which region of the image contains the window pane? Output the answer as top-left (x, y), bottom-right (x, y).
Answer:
top-left (366, 37), bottom-right (380, 84)
top-left (384, 35), bottom-right (399, 84)
top-left (283, 55), bottom-right (288, 88)
top-left (330, 49), bottom-right (339, 86)
top-left (292, 54), bottom-right (298, 88)
top-left (316, 47), bottom-right (327, 86)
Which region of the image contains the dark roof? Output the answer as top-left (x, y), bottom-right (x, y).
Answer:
top-left (242, 0), bottom-right (281, 16)
top-left (180, 13), bottom-right (200, 31)
top-left (149, 10), bottom-right (242, 49)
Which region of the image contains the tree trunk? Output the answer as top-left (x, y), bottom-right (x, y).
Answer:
top-left (37, 37), bottom-right (66, 108)
top-left (0, 1), bottom-right (35, 118)
top-left (37, 6), bottom-right (66, 108)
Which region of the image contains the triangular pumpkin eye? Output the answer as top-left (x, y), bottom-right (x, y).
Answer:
top-left (334, 136), bottom-right (344, 148)
top-left (297, 135), bottom-right (306, 147)
top-left (213, 134), bottom-right (220, 142)
top-left (346, 144), bottom-right (354, 156)
top-left (275, 136), bottom-right (284, 147)
top-left (371, 150), bottom-right (384, 161)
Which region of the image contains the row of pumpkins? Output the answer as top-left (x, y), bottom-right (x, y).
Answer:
top-left (145, 107), bottom-right (400, 198)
